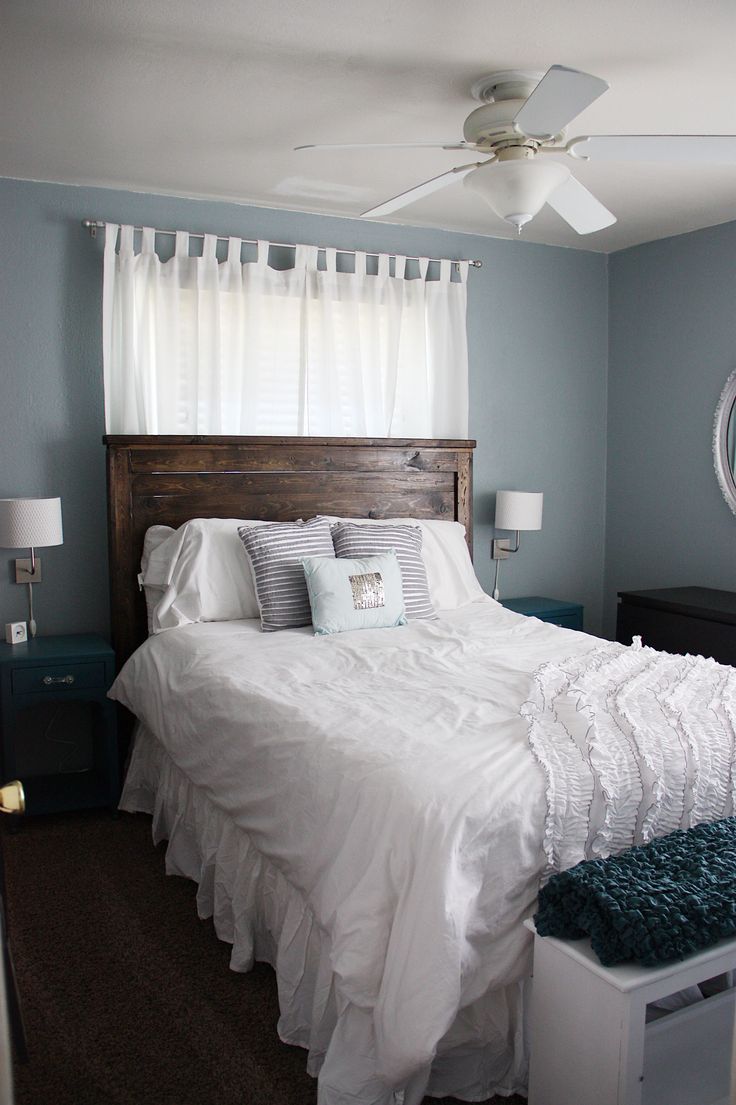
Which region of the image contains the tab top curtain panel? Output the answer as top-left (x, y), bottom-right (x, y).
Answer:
top-left (102, 226), bottom-right (469, 438)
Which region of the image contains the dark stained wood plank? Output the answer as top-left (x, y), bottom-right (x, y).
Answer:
top-left (126, 446), bottom-right (462, 474)
top-left (106, 445), bottom-right (143, 669)
top-left (131, 470), bottom-right (455, 497)
top-left (457, 451), bottom-right (473, 554)
top-left (133, 492), bottom-right (455, 528)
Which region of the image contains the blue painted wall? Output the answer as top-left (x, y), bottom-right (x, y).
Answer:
top-left (605, 221), bottom-right (736, 636)
top-left (0, 178), bottom-right (609, 640)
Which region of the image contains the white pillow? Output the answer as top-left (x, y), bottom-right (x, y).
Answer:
top-left (414, 519), bottom-right (486, 610)
top-left (317, 516), bottom-right (485, 610)
top-left (143, 518), bottom-right (273, 632)
top-left (140, 525), bottom-right (175, 634)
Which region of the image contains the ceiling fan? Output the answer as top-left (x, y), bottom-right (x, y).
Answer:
top-left (296, 65), bottom-right (736, 235)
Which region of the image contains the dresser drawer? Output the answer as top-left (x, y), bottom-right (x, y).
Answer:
top-left (11, 661), bottom-right (106, 695)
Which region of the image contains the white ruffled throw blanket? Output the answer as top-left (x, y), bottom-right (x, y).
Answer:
top-left (522, 638), bottom-right (736, 881)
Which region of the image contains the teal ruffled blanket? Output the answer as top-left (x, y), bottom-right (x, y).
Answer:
top-left (534, 818), bottom-right (736, 967)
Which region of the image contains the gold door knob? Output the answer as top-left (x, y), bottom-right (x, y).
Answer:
top-left (0, 780), bottom-right (25, 815)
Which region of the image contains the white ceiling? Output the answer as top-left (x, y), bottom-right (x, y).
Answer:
top-left (4, 0), bottom-right (736, 253)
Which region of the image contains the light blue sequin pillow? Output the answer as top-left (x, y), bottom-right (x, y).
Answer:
top-left (301, 551), bottom-right (407, 636)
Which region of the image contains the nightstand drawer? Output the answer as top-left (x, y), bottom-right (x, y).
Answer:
top-left (11, 661), bottom-right (106, 695)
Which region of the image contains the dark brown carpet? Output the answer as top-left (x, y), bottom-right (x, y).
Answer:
top-left (2, 811), bottom-right (525, 1105)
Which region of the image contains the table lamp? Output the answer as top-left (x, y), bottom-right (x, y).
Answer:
top-left (491, 490), bottom-right (543, 600)
top-left (0, 497), bottom-right (63, 638)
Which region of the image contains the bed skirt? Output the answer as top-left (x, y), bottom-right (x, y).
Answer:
top-left (120, 724), bottom-right (528, 1105)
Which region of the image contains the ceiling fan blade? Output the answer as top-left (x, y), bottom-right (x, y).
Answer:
top-left (360, 162), bottom-right (482, 218)
top-left (514, 65), bottom-right (609, 139)
top-left (546, 174), bottom-right (616, 234)
top-left (568, 134), bottom-right (736, 164)
top-left (295, 141), bottom-right (473, 152)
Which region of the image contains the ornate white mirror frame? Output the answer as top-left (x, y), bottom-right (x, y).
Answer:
top-left (713, 369), bottom-right (736, 517)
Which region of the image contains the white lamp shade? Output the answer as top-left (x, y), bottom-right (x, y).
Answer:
top-left (0, 498), bottom-right (63, 549)
top-left (495, 490), bottom-right (543, 531)
top-left (464, 159), bottom-right (570, 229)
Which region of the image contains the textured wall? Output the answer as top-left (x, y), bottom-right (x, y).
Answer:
top-left (0, 178), bottom-right (609, 640)
top-left (606, 221), bottom-right (736, 637)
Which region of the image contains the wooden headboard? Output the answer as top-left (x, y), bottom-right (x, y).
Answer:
top-left (104, 435), bottom-right (476, 667)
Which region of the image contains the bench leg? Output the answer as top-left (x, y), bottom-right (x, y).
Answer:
top-left (529, 936), bottom-right (646, 1105)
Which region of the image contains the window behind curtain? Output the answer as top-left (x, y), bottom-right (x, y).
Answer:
top-left (102, 227), bottom-right (469, 438)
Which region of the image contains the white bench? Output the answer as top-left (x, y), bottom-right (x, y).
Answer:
top-left (525, 918), bottom-right (736, 1105)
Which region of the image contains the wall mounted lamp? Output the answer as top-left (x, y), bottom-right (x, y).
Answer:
top-left (491, 490), bottom-right (543, 600)
top-left (0, 498), bottom-right (64, 638)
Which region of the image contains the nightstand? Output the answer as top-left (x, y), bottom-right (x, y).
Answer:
top-left (500, 595), bottom-right (584, 630)
top-left (0, 634), bottom-right (119, 816)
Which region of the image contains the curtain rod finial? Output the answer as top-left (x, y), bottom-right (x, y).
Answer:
top-left (82, 219), bottom-right (103, 238)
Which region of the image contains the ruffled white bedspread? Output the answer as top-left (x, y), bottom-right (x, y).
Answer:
top-left (112, 600), bottom-right (598, 1103)
top-left (523, 638), bottom-right (736, 882)
top-left (122, 725), bottom-right (531, 1104)
top-left (121, 729), bottom-right (340, 1067)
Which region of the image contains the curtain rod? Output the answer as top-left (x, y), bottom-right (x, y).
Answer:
top-left (81, 219), bottom-right (482, 268)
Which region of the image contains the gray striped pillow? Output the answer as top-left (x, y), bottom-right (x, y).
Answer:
top-left (238, 518), bottom-right (335, 631)
top-left (330, 522), bottom-right (435, 621)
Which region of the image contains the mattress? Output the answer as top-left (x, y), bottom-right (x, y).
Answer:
top-left (112, 598), bottom-right (597, 1103)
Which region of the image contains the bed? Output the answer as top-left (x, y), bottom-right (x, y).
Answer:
top-left (104, 436), bottom-right (736, 1105)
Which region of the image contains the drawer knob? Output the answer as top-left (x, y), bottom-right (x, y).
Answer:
top-left (0, 780), bottom-right (25, 816)
top-left (42, 674), bottom-right (75, 685)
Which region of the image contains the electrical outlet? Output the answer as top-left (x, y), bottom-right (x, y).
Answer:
top-left (14, 557), bottom-right (42, 584)
top-left (5, 622), bottom-right (28, 645)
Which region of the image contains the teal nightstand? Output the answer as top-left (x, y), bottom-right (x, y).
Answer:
top-left (0, 634), bottom-right (119, 816)
top-left (500, 595), bottom-right (584, 630)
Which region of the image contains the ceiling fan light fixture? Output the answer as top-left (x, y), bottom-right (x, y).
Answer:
top-left (464, 158), bottom-right (570, 232)
top-left (505, 212), bottom-right (534, 230)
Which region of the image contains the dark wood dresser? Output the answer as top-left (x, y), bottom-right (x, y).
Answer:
top-left (616, 587), bottom-right (736, 666)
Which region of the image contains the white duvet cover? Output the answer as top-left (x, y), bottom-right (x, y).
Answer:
top-left (111, 598), bottom-right (597, 1102)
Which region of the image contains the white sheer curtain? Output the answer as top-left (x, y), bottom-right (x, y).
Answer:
top-left (102, 226), bottom-right (469, 437)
